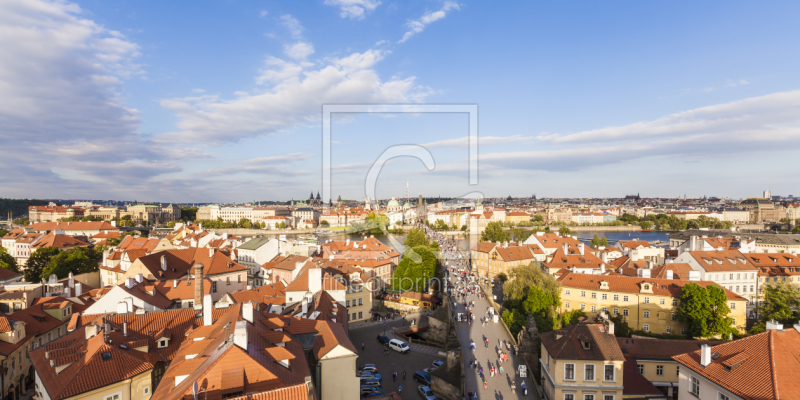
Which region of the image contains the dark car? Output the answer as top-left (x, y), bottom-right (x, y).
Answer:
top-left (360, 386), bottom-right (382, 396)
top-left (376, 335), bottom-right (390, 345)
top-left (413, 371), bottom-right (431, 385)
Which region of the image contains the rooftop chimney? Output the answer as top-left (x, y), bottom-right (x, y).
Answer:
top-left (700, 344), bottom-right (712, 367)
top-left (203, 294), bottom-right (213, 326)
top-left (208, 247), bottom-right (214, 258)
top-left (233, 320), bottom-right (248, 350)
top-left (600, 263), bottom-right (605, 274)
top-left (85, 324), bottom-right (99, 340)
top-left (309, 268), bottom-right (322, 293)
top-left (243, 302), bottom-right (254, 324)
top-left (766, 320), bottom-right (783, 331)
top-left (135, 273), bottom-right (143, 284)
top-left (601, 252), bottom-right (608, 263)
top-left (578, 243), bottom-right (585, 256)
top-left (68, 272), bottom-right (74, 288)
top-left (194, 263), bottom-right (205, 310)
top-left (75, 282), bottom-right (82, 295)
top-left (161, 255), bottom-right (167, 271)
top-left (125, 277), bottom-right (134, 289)
top-left (562, 243), bottom-right (569, 255)
top-left (123, 322), bottom-right (128, 337)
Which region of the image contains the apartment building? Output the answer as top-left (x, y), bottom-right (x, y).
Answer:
top-left (470, 241), bottom-right (544, 278)
top-left (673, 249), bottom-right (758, 311)
top-left (319, 237), bottom-right (400, 283)
top-left (613, 240), bottom-right (664, 265)
top-left (524, 232), bottom-right (581, 257)
top-left (673, 321), bottom-right (799, 400)
top-left (539, 317), bottom-right (625, 400)
top-left (543, 244), bottom-right (608, 275)
top-left (25, 221), bottom-right (121, 236)
top-left (556, 270), bottom-right (748, 335)
top-left (236, 236), bottom-right (280, 285)
top-left (317, 259), bottom-right (373, 324)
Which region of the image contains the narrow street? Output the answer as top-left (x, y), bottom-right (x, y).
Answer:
top-left (420, 225), bottom-right (539, 400)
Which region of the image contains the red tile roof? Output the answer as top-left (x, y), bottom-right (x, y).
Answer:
top-left (673, 329), bottom-right (800, 400)
top-left (556, 270), bottom-right (746, 301)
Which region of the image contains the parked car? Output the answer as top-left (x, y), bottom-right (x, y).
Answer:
top-left (418, 385), bottom-right (436, 400)
top-left (362, 393), bottom-right (384, 399)
top-left (360, 364), bottom-right (379, 373)
top-left (389, 339), bottom-right (410, 354)
top-left (431, 360), bottom-right (444, 368)
top-left (377, 335), bottom-right (390, 345)
top-left (413, 371), bottom-right (431, 385)
top-left (360, 373), bottom-right (382, 382)
top-left (362, 378), bottom-right (382, 388)
top-left (360, 386), bottom-right (382, 396)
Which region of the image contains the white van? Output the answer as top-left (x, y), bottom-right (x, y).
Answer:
top-left (389, 339), bottom-right (410, 354)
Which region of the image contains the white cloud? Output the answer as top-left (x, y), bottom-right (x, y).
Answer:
top-left (0, 0), bottom-right (182, 198)
top-left (281, 14), bottom-right (304, 38)
top-left (726, 79), bottom-right (749, 87)
top-left (205, 153), bottom-right (313, 176)
top-left (324, 0), bottom-right (381, 20)
top-left (160, 47), bottom-right (432, 144)
top-left (398, 1), bottom-right (460, 43)
top-left (421, 135), bottom-right (532, 148)
top-left (259, 10), bottom-right (268, 18)
top-left (284, 42), bottom-right (314, 60)
top-left (538, 90), bottom-right (800, 144)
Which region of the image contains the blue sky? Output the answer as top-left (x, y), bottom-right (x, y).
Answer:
top-left (1, 0), bottom-right (799, 203)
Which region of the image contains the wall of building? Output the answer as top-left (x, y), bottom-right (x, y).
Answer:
top-left (317, 350), bottom-right (358, 400)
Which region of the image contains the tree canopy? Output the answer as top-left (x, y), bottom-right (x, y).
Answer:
top-left (589, 234), bottom-right (609, 249)
top-left (677, 283), bottom-right (735, 338)
top-left (751, 282), bottom-right (800, 332)
top-left (0, 247), bottom-right (19, 273)
top-left (24, 247), bottom-right (60, 282)
top-left (558, 226), bottom-right (572, 236)
top-left (390, 245), bottom-right (439, 293)
top-left (405, 228), bottom-right (430, 248)
top-left (501, 262), bottom-right (562, 335)
top-left (41, 247), bottom-right (102, 280)
top-left (481, 221), bottom-right (509, 242)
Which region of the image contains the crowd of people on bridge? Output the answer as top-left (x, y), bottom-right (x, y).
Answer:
top-left (417, 223), bottom-right (529, 398)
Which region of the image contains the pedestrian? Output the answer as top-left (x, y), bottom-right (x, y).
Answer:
top-left (393, 372), bottom-right (397, 381)
top-left (398, 385), bottom-right (402, 393)
top-left (403, 370), bottom-right (406, 380)
top-left (499, 366), bottom-right (504, 375)
top-left (484, 380), bottom-right (488, 390)
top-left (361, 342), bottom-right (364, 351)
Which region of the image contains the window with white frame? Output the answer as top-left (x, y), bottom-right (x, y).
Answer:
top-left (144, 386), bottom-right (150, 396)
top-left (644, 297), bottom-right (650, 304)
top-left (581, 291), bottom-right (586, 297)
top-left (591, 292), bottom-right (597, 299)
top-left (602, 294), bottom-right (607, 300)
top-left (691, 376), bottom-right (700, 396)
top-left (672, 299), bottom-right (678, 306)
top-left (718, 393), bottom-right (730, 400)
top-left (564, 395), bottom-right (574, 400)
top-left (566, 289), bottom-right (571, 295)
top-left (564, 363), bottom-right (575, 380)
top-left (672, 313), bottom-right (677, 321)
top-left (643, 310), bottom-right (650, 318)
top-left (637, 364), bottom-right (643, 374)
top-left (613, 308), bottom-right (619, 315)
top-left (613, 294), bottom-right (619, 301)
top-left (623, 295), bottom-right (629, 302)
top-left (584, 364), bottom-right (595, 381)
top-left (584, 395), bottom-right (594, 400)
top-left (623, 309), bottom-right (629, 316)
top-left (643, 324), bottom-right (649, 331)
top-left (581, 304), bottom-right (586, 310)
top-left (666, 326), bottom-right (672, 334)
top-left (591, 305), bottom-right (596, 312)
top-left (659, 298), bottom-right (665, 305)
top-left (604, 365), bottom-right (614, 382)
top-left (565, 302), bottom-right (571, 308)
top-left (730, 302), bottom-right (735, 309)
top-left (656, 365), bottom-right (663, 376)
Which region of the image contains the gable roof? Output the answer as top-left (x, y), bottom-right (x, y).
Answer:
top-left (539, 320), bottom-right (624, 361)
top-left (556, 270), bottom-right (746, 301)
top-left (673, 329), bottom-right (800, 400)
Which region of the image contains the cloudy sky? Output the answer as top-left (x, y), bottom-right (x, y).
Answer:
top-left (2, 0), bottom-right (800, 203)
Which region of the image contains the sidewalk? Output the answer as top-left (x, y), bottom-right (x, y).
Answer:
top-left (349, 311), bottom-right (427, 330)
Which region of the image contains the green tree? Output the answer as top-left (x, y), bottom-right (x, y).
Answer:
top-left (460, 225), bottom-right (467, 232)
top-left (279, 222), bottom-right (286, 229)
top-left (260, 221), bottom-right (267, 229)
top-left (618, 213), bottom-right (639, 224)
top-left (640, 221), bottom-right (652, 230)
top-left (405, 228), bottom-right (430, 248)
top-left (239, 218), bottom-right (253, 229)
top-left (0, 229), bottom-right (8, 238)
top-left (481, 221), bottom-right (509, 242)
top-left (41, 247), bottom-right (102, 280)
top-left (0, 247), bottom-right (19, 273)
top-left (755, 282), bottom-right (800, 327)
top-left (532, 214), bottom-right (545, 223)
top-left (13, 216), bottom-right (30, 226)
top-left (590, 234), bottom-right (601, 248)
top-left (496, 272), bottom-right (508, 283)
top-left (558, 226), bottom-right (572, 236)
top-left (794, 226), bottom-right (800, 233)
top-left (390, 245), bottom-right (439, 293)
top-left (677, 283), bottom-right (734, 338)
top-left (508, 227), bottom-right (531, 242)
top-left (180, 207), bottom-right (198, 221)
top-left (24, 247), bottom-right (60, 282)
top-left (561, 309), bottom-right (587, 326)
top-left (320, 220), bottom-right (330, 227)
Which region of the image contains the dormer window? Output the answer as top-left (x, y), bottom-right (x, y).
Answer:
top-left (158, 339), bottom-right (168, 348)
top-left (581, 340), bottom-right (591, 350)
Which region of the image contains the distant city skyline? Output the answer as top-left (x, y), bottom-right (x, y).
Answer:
top-left (2, 1), bottom-right (800, 202)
